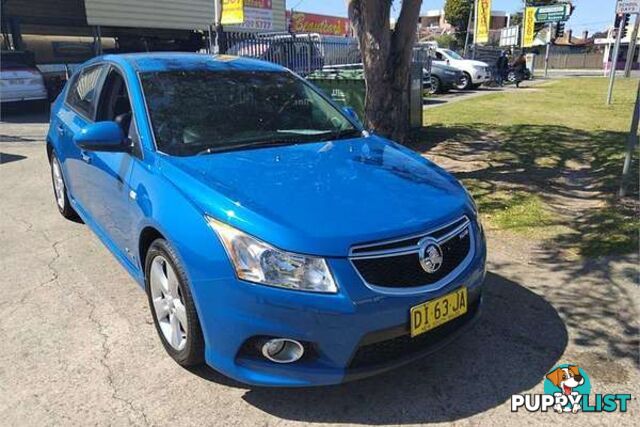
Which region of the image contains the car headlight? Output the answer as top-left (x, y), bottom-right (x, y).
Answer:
top-left (207, 217), bottom-right (338, 293)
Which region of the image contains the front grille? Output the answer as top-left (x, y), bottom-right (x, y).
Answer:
top-left (348, 298), bottom-right (479, 369)
top-left (351, 226), bottom-right (471, 288)
top-left (350, 217), bottom-right (468, 255)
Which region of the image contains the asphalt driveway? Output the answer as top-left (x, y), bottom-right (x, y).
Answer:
top-left (0, 110), bottom-right (638, 426)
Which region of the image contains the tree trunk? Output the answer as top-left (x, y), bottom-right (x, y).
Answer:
top-left (348, 0), bottom-right (422, 142)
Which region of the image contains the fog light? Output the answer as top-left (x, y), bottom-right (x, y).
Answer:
top-left (261, 338), bottom-right (304, 363)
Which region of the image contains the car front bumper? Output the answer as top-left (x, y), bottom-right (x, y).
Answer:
top-left (472, 70), bottom-right (492, 84)
top-left (192, 220), bottom-right (487, 387)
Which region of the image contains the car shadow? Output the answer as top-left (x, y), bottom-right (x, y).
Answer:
top-left (0, 106), bottom-right (49, 123)
top-left (189, 272), bottom-right (567, 423)
top-left (422, 98), bottom-right (449, 106)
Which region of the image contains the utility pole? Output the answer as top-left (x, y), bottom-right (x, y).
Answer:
top-left (607, 14), bottom-right (625, 105)
top-left (472, 0), bottom-right (478, 59)
top-left (463, 0), bottom-right (474, 58)
top-left (544, 24), bottom-right (552, 78)
top-left (624, 14), bottom-right (640, 77)
top-left (619, 80), bottom-right (640, 197)
top-left (213, 0), bottom-right (224, 54)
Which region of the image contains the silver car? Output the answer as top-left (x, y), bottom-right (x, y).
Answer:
top-left (0, 51), bottom-right (48, 106)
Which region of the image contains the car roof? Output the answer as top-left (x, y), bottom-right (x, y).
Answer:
top-left (87, 52), bottom-right (287, 73)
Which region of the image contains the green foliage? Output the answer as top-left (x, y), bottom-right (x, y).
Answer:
top-left (510, 12), bottom-right (523, 26)
top-left (444, 0), bottom-right (472, 45)
top-left (433, 33), bottom-right (458, 49)
top-left (417, 78), bottom-right (640, 257)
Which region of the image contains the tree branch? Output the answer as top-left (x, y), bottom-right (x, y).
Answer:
top-left (391, 0), bottom-right (422, 58)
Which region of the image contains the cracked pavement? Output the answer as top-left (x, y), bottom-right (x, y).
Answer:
top-left (0, 112), bottom-right (638, 426)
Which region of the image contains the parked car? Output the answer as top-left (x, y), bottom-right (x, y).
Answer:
top-left (0, 50), bottom-right (48, 107)
top-left (433, 48), bottom-right (492, 90)
top-left (227, 33), bottom-right (324, 75)
top-left (507, 67), bottom-right (532, 84)
top-left (424, 62), bottom-right (464, 94)
top-left (315, 35), bottom-right (361, 66)
top-left (47, 53), bottom-right (486, 387)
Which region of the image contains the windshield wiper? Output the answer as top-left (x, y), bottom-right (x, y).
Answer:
top-left (318, 128), bottom-right (363, 142)
top-left (194, 129), bottom-right (362, 156)
top-left (195, 137), bottom-right (303, 156)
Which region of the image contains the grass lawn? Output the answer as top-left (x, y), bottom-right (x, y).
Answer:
top-left (413, 77), bottom-right (639, 258)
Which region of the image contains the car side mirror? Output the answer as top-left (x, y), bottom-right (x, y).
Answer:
top-left (74, 121), bottom-right (128, 152)
top-left (342, 106), bottom-right (362, 125)
top-left (446, 59), bottom-right (450, 65)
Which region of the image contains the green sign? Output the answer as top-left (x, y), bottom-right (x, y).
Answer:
top-left (535, 4), bottom-right (571, 23)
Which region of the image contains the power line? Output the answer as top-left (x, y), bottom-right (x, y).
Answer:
top-left (290, 0), bottom-right (307, 11)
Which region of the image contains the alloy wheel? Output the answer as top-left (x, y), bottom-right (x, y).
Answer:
top-left (429, 76), bottom-right (440, 94)
top-left (149, 255), bottom-right (188, 351)
top-left (455, 74), bottom-right (470, 90)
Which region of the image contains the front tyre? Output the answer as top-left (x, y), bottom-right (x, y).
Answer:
top-left (145, 239), bottom-right (204, 367)
top-left (455, 72), bottom-right (472, 90)
top-left (49, 151), bottom-right (79, 220)
top-left (456, 73), bottom-right (473, 90)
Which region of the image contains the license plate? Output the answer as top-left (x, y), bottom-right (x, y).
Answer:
top-left (410, 287), bottom-right (468, 337)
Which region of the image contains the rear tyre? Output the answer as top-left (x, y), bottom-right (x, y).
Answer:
top-left (455, 72), bottom-right (472, 90)
top-left (49, 151), bottom-right (79, 220)
top-left (146, 239), bottom-right (204, 367)
top-left (428, 76), bottom-right (442, 94)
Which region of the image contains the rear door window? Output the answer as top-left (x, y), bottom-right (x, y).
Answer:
top-left (66, 64), bottom-right (106, 119)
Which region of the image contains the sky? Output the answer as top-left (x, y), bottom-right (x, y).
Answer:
top-left (286, 0), bottom-right (621, 34)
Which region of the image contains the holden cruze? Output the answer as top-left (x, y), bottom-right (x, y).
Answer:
top-left (46, 53), bottom-right (486, 387)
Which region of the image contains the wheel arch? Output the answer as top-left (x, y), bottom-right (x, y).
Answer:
top-left (139, 226), bottom-right (166, 280)
top-left (46, 139), bottom-right (54, 160)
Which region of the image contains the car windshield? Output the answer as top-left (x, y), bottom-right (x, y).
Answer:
top-left (441, 49), bottom-right (463, 60)
top-left (139, 70), bottom-right (360, 156)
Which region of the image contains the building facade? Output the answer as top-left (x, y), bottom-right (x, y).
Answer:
top-left (418, 9), bottom-right (508, 41)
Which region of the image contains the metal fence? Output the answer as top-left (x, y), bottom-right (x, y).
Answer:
top-left (219, 32), bottom-right (362, 75)
top-left (532, 52), bottom-right (603, 70)
top-left (218, 32), bottom-right (434, 76)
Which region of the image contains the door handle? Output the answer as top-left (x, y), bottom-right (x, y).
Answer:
top-left (56, 124), bottom-right (65, 136)
top-left (80, 150), bottom-right (92, 164)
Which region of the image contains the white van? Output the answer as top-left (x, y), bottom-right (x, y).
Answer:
top-left (433, 48), bottom-right (491, 90)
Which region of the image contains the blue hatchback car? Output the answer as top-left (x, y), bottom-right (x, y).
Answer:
top-left (46, 53), bottom-right (486, 387)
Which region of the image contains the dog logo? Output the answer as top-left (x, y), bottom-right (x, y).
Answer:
top-left (418, 239), bottom-right (443, 273)
top-left (544, 365), bottom-right (590, 413)
top-left (512, 363), bottom-right (631, 413)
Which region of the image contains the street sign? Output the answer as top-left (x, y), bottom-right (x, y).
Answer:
top-left (500, 25), bottom-right (520, 47)
top-left (535, 4), bottom-right (571, 23)
top-left (617, 0), bottom-right (640, 14)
